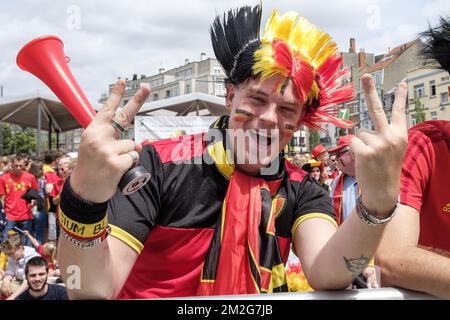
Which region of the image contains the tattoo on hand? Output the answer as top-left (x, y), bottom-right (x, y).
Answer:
top-left (116, 111), bottom-right (130, 126)
top-left (100, 102), bottom-right (112, 112)
top-left (343, 255), bottom-right (370, 278)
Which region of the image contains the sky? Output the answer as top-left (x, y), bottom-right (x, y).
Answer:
top-left (1, 0), bottom-right (449, 106)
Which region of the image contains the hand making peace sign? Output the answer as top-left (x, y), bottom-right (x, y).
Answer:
top-left (351, 74), bottom-right (408, 217)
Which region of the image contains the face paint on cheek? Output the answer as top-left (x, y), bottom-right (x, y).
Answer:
top-left (233, 109), bottom-right (254, 122)
top-left (282, 124), bottom-right (296, 135)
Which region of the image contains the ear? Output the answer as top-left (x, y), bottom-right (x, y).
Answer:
top-left (225, 84), bottom-right (236, 109)
top-left (295, 105), bottom-right (307, 130)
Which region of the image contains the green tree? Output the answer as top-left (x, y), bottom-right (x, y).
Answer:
top-left (0, 123), bottom-right (36, 155)
top-left (14, 127), bottom-right (36, 154)
top-left (308, 129), bottom-right (321, 151)
top-left (1, 123), bottom-right (13, 155)
top-left (414, 98), bottom-right (427, 124)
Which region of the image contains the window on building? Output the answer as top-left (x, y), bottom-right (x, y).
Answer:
top-left (215, 83), bottom-right (225, 96)
top-left (166, 90), bottom-right (171, 98)
top-left (152, 93), bottom-right (158, 101)
top-left (214, 66), bottom-right (222, 75)
top-left (413, 84), bottom-right (425, 99)
top-left (441, 76), bottom-right (449, 82)
top-left (430, 80), bottom-right (436, 97)
top-left (178, 69), bottom-right (192, 79)
top-left (373, 71), bottom-right (383, 86)
top-left (411, 114), bottom-right (417, 126)
top-left (186, 84), bottom-right (191, 94)
top-left (441, 92), bottom-right (449, 105)
top-left (152, 78), bottom-right (163, 87)
top-left (431, 111), bottom-right (438, 120)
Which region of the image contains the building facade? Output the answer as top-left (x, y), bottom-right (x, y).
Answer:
top-left (407, 65), bottom-right (450, 127)
top-left (359, 40), bottom-right (425, 131)
top-left (98, 56), bottom-right (226, 108)
top-left (59, 56), bottom-right (227, 152)
top-left (318, 38), bottom-right (375, 148)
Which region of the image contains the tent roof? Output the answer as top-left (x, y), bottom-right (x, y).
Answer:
top-left (135, 92), bottom-right (228, 116)
top-left (0, 92), bottom-right (227, 132)
top-left (0, 93), bottom-right (83, 132)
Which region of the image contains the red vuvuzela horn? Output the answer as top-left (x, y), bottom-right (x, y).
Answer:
top-left (16, 35), bottom-right (150, 195)
top-left (17, 35), bottom-right (95, 129)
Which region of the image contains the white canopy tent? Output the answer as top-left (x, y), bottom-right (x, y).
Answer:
top-left (0, 93), bottom-right (83, 154)
top-left (136, 92), bottom-right (227, 117)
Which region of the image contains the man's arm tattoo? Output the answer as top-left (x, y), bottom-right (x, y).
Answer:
top-left (343, 255), bottom-right (371, 278)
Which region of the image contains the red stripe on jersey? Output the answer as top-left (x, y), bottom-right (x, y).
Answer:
top-left (118, 225), bottom-right (214, 299)
top-left (142, 133), bottom-right (206, 164)
top-left (118, 225), bottom-right (291, 299)
top-left (285, 159), bottom-right (307, 182)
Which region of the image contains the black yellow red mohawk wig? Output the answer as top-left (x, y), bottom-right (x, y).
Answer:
top-left (210, 4), bottom-right (353, 130)
top-left (421, 17), bottom-right (450, 73)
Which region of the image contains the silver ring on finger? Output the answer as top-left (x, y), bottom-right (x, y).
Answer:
top-left (109, 118), bottom-right (125, 135)
top-left (128, 151), bottom-right (139, 167)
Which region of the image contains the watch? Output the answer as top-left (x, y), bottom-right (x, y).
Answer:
top-left (356, 195), bottom-right (399, 226)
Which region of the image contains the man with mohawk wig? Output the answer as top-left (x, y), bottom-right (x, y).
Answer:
top-left (376, 18), bottom-right (450, 299)
top-left (58, 4), bottom-right (407, 299)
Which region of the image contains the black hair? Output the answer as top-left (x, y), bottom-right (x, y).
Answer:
top-left (210, 4), bottom-right (262, 86)
top-left (421, 17), bottom-right (450, 73)
top-left (25, 256), bottom-right (49, 276)
top-left (43, 150), bottom-right (57, 165)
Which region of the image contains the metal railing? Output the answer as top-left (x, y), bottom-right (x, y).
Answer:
top-left (181, 288), bottom-right (438, 300)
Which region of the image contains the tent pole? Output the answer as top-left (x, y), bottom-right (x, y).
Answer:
top-left (37, 99), bottom-right (42, 155)
top-left (48, 117), bottom-right (52, 150)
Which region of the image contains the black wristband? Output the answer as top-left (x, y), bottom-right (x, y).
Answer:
top-left (59, 178), bottom-right (108, 224)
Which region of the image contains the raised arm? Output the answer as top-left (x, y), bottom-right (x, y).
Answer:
top-left (58, 80), bottom-right (151, 299)
top-left (23, 231), bottom-right (40, 248)
top-left (294, 74), bottom-right (408, 290)
top-left (375, 204), bottom-right (450, 298)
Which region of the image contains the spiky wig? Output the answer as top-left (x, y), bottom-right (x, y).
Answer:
top-left (421, 17), bottom-right (450, 73)
top-left (210, 4), bottom-right (353, 130)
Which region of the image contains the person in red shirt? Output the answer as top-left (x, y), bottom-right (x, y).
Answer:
top-left (376, 17), bottom-right (450, 299)
top-left (42, 151), bottom-right (63, 241)
top-left (0, 156), bottom-right (38, 246)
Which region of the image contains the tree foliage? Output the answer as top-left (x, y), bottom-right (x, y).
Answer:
top-left (308, 129), bottom-right (321, 151)
top-left (0, 123), bottom-right (36, 155)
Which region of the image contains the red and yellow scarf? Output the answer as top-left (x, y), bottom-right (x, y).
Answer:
top-left (197, 117), bottom-right (288, 295)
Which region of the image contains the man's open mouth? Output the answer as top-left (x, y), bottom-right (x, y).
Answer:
top-left (249, 130), bottom-right (274, 146)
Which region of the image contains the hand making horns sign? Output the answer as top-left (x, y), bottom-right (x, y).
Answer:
top-left (70, 80), bottom-right (152, 203)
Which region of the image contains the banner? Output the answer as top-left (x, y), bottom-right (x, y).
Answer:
top-left (134, 116), bottom-right (218, 144)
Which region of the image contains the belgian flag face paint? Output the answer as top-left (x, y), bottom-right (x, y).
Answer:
top-left (233, 109), bottom-right (254, 122)
top-left (282, 124), bottom-right (296, 135)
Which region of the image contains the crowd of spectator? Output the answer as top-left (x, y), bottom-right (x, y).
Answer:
top-left (0, 150), bottom-right (73, 300)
